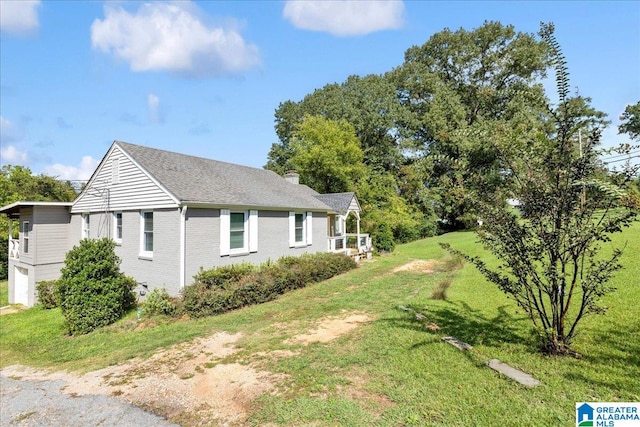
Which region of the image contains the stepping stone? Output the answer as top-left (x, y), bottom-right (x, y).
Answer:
top-left (442, 336), bottom-right (473, 351)
top-left (415, 313), bottom-right (427, 321)
top-left (486, 359), bottom-right (540, 387)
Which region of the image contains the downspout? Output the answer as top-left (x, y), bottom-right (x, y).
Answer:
top-left (179, 205), bottom-right (188, 290)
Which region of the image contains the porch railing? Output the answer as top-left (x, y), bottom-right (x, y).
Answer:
top-left (328, 234), bottom-right (372, 254)
top-left (8, 238), bottom-right (19, 260)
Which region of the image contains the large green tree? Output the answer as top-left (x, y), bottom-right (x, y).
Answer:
top-left (443, 24), bottom-right (637, 355)
top-left (391, 21), bottom-right (551, 228)
top-left (287, 115), bottom-right (367, 194)
top-left (268, 74), bottom-right (404, 175)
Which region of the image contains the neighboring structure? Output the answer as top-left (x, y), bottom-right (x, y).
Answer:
top-left (1, 202), bottom-right (73, 306)
top-left (1, 141), bottom-right (371, 307)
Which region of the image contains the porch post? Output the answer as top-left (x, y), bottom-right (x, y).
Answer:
top-left (356, 212), bottom-right (361, 251)
top-left (7, 219), bottom-right (12, 259)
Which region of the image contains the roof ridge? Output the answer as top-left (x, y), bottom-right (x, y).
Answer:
top-left (115, 140), bottom-right (277, 175)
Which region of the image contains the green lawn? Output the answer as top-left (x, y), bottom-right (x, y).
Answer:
top-left (0, 280), bottom-right (7, 307)
top-left (1, 223), bottom-right (638, 426)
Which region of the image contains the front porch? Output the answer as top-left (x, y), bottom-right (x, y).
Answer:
top-left (328, 233), bottom-right (372, 257)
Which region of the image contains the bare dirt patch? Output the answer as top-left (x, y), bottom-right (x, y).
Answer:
top-left (2, 313), bottom-right (379, 425)
top-left (391, 259), bottom-right (440, 274)
top-left (1, 331), bottom-right (284, 426)
top-left (0, 305), bottom-right (25, 316)
top-left (285, 313), bottom-right (372, 345)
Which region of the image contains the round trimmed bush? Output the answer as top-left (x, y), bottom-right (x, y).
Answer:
top-left (57, 238), bottom-right (136, 335)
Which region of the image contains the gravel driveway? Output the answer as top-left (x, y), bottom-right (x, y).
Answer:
top-left (0, 374), bottom-right (180, 427)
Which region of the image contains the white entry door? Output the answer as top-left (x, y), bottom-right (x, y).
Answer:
top-left (14, 267), bottom-right (29, 306)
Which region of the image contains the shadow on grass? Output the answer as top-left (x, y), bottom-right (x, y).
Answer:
top-left (388, 301), bottom-right (532, 349)
top-left (565, 327), bottom-right (640, 398)
top-left (586, 327), bottom-right (640, 368)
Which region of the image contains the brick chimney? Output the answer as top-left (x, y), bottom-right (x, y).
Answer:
top-left (284, 171), bottom-right (299, 185)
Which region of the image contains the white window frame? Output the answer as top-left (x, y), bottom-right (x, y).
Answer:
top-left (289, 211), bottom-right (313, 247)
top-left (229, 211), bottom-right (248, 254)
top-left (21, 221), bottom-right (29, 254)
top-left (113, 212), bottom-right (123, 243)
top-left (140, 211), bottom-right (153, 258)
top-left (220, 209), bottom-right (258, 256)
top-left (295, 213), bottom-right (306, 244)
top-left (82, 213), bottom-right (90, 239)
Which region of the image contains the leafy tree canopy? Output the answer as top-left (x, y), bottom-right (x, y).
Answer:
top-left (268, 74), bottom-right (404, 175)
top-left (288, 115), bottom-right (367, 194)
top-left (619, 101), bottom-right (640, 141)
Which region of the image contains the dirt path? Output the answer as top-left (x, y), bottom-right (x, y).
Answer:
top-left (1, 312), bottom-right (373, 426)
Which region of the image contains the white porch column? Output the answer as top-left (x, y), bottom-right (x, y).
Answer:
top-left (356, 212), bottom-right (361, 251)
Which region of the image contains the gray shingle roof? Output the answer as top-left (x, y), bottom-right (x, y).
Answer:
top-left (116, 141), bottom-right (331, 211)
top-left (314, 192), bottom-right (358, 213)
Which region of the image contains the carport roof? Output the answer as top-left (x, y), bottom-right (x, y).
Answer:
top-left (0, 201), bottom-right (73, 217)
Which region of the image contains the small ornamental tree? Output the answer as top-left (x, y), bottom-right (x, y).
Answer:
top-left (442, 24), bottom-right (639, 356)
top-left (57, 238), bottom-right (136, 335)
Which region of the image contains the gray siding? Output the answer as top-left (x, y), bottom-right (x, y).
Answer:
top-left (115, 208), bottom-right (181, 295)
top-left (32, 206), bottom-right (71, 265)
top-left (69, 214), bottom-right (82, 247)
top-left (184, 209), bottom-right (327, 287)
top-left (72, 146), bottom-right (177, 213)
top-left (34, 262), bottom-right (66, 284)
top-left (185, 208), bottom-right (220, 284)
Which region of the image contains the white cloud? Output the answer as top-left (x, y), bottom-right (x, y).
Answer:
top-left (283, 0), bottom-right (404, 36)
top-left (147, 93), bottom-right (164, 123)
top-left (90, 1), bottom-right (260, 78)
top-left (0, 145), bottom-right (29, 164)
top-left (43, 156), bottom-right (99, 181)
top-left (0, 0), bottom-right (40, 36)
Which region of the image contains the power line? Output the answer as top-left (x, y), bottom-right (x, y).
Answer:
top-left (600, 149), bottom-right (640, 162)
top-left (601, 154), bottom-right (640, 165)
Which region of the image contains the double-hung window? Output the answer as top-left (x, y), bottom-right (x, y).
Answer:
top-left (220, 209), bottom-right (258, 256)
top-left (295, 213), bottom-right (305, 244)
top-left (82, 214), bottom-right (90, 239)
top-left (21, 221), bottom-right (29, 254)
top-left (113, 212), bottom-right (123, 243)
top-left (140, 211), bottom-right (153, 257)
top-left (230, 212), bottom-right (247, 251)
top-left (289, 211), bottom-right (313, 247)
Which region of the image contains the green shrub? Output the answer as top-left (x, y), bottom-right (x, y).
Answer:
top-left (57, 238), bottom-right (137, 335)
top-left (371, 222), bottom-right (395, 252)
top-left (36, 280), bottom-right (59, 309)
top-left (143, 288), bottom-right (177, 317)
top-left (182, 252), bottom-right (357, 318)
top-left (193, 262), bottom-right (256, 289)
top-left (181, 284), bottom-right (236, 318)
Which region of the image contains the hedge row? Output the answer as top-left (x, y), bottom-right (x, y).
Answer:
top-left (35, 250), bottom-right (357, 327)
top-left (182, 252), bottom-right (357, 318)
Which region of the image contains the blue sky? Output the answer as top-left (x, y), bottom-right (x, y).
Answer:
top-left (1, 0), bottom-right (638, 180)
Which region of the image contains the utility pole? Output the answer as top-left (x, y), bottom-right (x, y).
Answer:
top-left (579, 129), bottom-right (586, 207)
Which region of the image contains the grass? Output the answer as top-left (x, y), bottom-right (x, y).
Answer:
top-left (0, 279), bottom-right (8, 306)
top-left (1, 223), bottom-right (639, 426)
